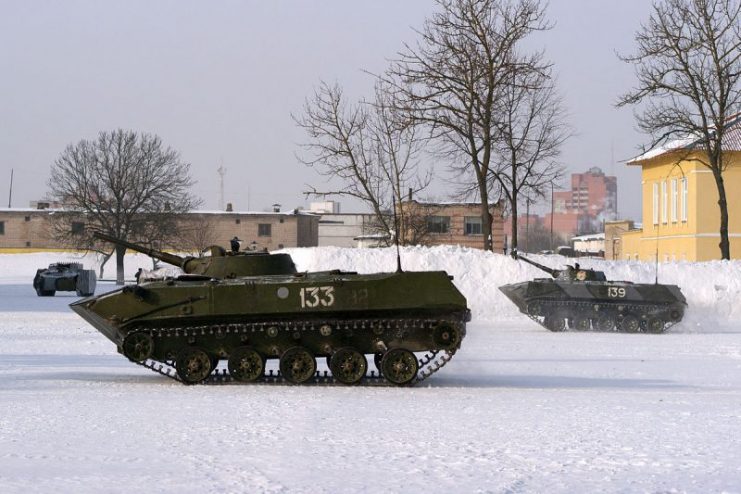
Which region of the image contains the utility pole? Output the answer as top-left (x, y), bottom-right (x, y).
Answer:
top-left (217, 163), bottom-right (226, 211)
top-left (7, 168), bottom-right (13, 208)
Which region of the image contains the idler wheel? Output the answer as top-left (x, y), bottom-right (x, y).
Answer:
top-left (594, 313), bottom-right (616, 331)
top-left (381, 348), bottom-right (418, 386)
top-left (543, 315), bottom-right (566, 332)
top-left (330, 347), bottom-right (367, 385)
top-left (433, 323), bottom-right (461, 350)
top-left (646, 317), bottom-right (665, 334)
top-left (526, 301), bottom-right (542, 316)
top-left (280, 346), bottom-right (316, 384)
top-left (571, 315), bottom-right (591, 331)
top-left (176, 347), bottom-right (214, 384)
top-left (122, 332), bottom-right (154, 362)
top-left (619, 314), bottom-right (641, 333)
top-left (228, 347), bottom-right (265, 382)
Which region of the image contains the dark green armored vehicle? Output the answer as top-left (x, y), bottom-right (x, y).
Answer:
top-left (71, 236), bottom-right (470, 386)
top-left (499, 255), bottom-right (686, 333)
top-left (33, 262), bottom-right (96, 297)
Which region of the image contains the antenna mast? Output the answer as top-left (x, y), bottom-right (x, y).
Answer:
top-left (217, 163), bottom-right (226, 211)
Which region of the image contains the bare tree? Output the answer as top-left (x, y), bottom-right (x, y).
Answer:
top-left (488, 67), bottom-right (568, 256)
top-left (48, 129), bottom-right (201, 283)
top-left (294, 81), bottom-right (431, 244)
top-left (618, 0), bottom-right (741, 259)
top-left (385, 0), bottom-right (551, 250)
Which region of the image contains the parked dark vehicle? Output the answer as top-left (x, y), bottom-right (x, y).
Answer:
top-left (499, 255), bottom-right (686, 333)
top-left (33, 262), bottom-right (96, 297)
top-left (72, 235), bottom-right (470, 386)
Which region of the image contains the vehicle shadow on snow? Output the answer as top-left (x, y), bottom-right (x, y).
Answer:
top-left (431, 373), bottom-right (689, 390)
top-left (0, 355), bottom-right (693, 391)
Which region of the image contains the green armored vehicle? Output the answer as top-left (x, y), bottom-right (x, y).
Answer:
top-left (499, 255), bottom-right (686, 333)
top-left (71, 236), bottom-right (470, 385)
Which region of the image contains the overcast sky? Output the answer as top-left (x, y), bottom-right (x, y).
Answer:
top-left (1, 0), bottom-right (655, 220)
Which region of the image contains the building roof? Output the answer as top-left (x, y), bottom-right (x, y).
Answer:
top-left (628, 113), bottom-right (741, 165)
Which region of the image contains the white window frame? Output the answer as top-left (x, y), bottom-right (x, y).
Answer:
top-left (652, 182), bottom-right (659, 225)
top-left (681, 177), bottom-right (688, 222)
top-left (661, 181), bottom-right (668, 224)
top-left (671, 178), bottom-right (678, 223)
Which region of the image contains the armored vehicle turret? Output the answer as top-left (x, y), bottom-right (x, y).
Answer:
top-left (499, 255), bottom-right (686, 333)
top-left (71, 240), bottom-right (470, 386)
top-left (33, 262), bottom-right (96, 297)
top-left (94, 232), bottom-right (297, 278)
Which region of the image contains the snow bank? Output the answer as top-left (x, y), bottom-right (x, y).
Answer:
top-left (3, 246), bottom-right (740, 332)
top-left (285, 246), bottom-right (741, 332)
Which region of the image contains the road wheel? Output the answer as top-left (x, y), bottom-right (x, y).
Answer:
top-left (646, 318), bottom-right (665, 334)
top-left (594, 313), bottom-right (616, 331)
top-left (176, 347), bottom-right (214, 384)
top-left (228, 347), bottom-right (265, 382)
top-left (122, 332), bottom-right (154, 362)
top-left (619, 314), bottom-right (641, 333)
top-left (381, 348), bottom-right (418, 386)
top-left (571, 314), bottom-right (591, 331)
top-left (330, 347), bottom-right (367, 385)
top-left (544, 315), bottom-right (566, 332)
top-left (280, 346), bottom-right (316, 384)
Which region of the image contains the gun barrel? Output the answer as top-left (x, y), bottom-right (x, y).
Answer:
top-left (94, 232), bottom-right (185, 268)
top-left (517, 255), bottom-right (558, 278)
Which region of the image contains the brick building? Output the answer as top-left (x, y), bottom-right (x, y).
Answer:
top-left (545, 167), bottom-right (617, 236)
top-left (0, 207), bottom-right (319, 252)
top-left (401, 200), bottom-right (505, 251)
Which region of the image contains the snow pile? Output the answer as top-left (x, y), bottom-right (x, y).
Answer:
top-left (3, 246), bottom-right (741, 331)
top-left (285, 246), bottom-right (741, 331)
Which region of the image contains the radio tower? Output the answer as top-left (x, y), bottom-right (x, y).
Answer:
top-left (217, 162), bottom-right (226, 211)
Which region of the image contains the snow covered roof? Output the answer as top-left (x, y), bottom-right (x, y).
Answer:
top-left (571, 233), bottom-right (605, 241)
top-left (628, 113), bottom-right (741, 165)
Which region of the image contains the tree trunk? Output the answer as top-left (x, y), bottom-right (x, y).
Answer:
top-left (479, 186), bottom-right (493, 251)
top-left (116, 244), bottom-right (126, 285)
top-left (510, 196), bottom-right (518, 258)
top-left (713, 170), bottom-right (730, 260)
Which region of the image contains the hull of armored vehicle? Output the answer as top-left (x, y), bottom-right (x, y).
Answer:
top-left (500, 278), bottom-right (686, 333)
top-left (71, 269), bottom-right (470, 385)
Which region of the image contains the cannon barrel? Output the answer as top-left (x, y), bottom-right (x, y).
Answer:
top-left (517, 254), bottom-right (559, 278)
top-left (94, 232), bottom-right (187, 269)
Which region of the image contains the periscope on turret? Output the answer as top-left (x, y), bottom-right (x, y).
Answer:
top-left (499, 254), bottom-right (686, 333)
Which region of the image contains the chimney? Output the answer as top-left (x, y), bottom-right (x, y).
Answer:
top-left (272, 203), bottom-right (281, 213)
top-left (226, 203), bottom-right (233, 212)
top-left (408, 188), bottom-right (413, 201)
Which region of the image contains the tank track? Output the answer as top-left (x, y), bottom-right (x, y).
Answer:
top-left (527, 300), bottom-right (681, 333)
top-left (125, 316), bottom-right (463, 386)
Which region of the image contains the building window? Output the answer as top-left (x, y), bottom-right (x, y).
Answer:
top-left (258, 223), bottom-right (272, 237)
top-left (464, 216), bottom-right (482, 235)
top-left (0, 221), bottom-right (4, 235)
top-left (235, 219), bottom-right (241, 225)
top-left (426, 215), bottom-right (450, 234)
top-left (681, 177), bottom-right (688, 222)
top-left (661, 181), bottom-right (668, 224)
top-left (71, 222), bottom-right (85, 235)
top-left (652, 183), bottom-right (659, 225)
top-left (671, 178), bottom-right (678, 223)
top-left (24, 216), bottom-right (31, 222)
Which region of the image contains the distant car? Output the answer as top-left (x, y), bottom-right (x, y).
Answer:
top-left (537, 250), bottom-right (554, 255)
top-left (555, 246), bottom-right (576, 257)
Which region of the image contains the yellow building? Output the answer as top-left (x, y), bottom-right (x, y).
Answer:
top-left (621, 118), bottom-right (741, 261)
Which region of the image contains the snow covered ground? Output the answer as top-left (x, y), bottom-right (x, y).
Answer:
top-left (1, 248), bottom-right (741, 493)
